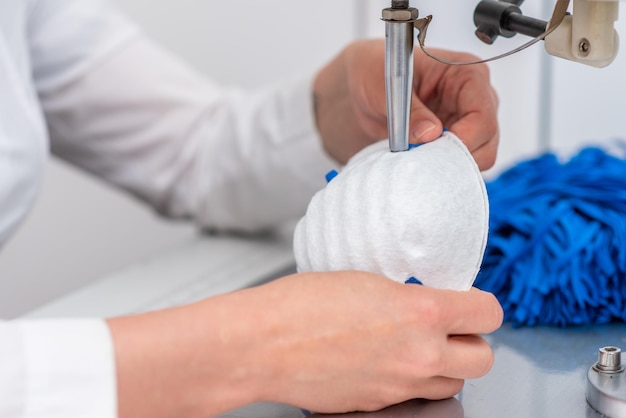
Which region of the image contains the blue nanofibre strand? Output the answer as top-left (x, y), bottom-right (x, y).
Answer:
top-left (474, 145), bottom-right (626, 326)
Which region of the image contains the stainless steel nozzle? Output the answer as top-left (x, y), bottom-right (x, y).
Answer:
top-left (382, 2), bottom-right (418, 152)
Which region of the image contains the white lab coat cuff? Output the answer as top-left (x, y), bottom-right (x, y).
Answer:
top-left (17, 319), bottom-right (117, 418)
top-left (279, 75), bottom-right (338, 182)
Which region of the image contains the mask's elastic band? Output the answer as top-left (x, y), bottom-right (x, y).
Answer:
top-left (416, 0), bottom-right (571, 66)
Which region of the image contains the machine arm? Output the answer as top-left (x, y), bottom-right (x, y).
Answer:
top-left (473, 0), bottom-right (620, 68)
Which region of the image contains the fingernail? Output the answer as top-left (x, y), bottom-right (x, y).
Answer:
top-left (411, 122), bottom-right (437, 142)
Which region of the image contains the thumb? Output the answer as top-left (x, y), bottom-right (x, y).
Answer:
top-left (409, 96), bottom-right (442, 144)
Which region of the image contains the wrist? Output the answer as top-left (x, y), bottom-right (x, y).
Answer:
top-left (108, 295), bottom-right (262, 418)
top-left (313, 56), bottom-right (348, 165)
top-left (313, 47), bottom-right (375, 166)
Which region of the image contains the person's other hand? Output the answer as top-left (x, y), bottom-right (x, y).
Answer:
top-left (313, 40), bottom-right (499, 170)
top-left (110, 271), bottom-right (502, 418)
top-left (242, 271), bottom-right (502, 413)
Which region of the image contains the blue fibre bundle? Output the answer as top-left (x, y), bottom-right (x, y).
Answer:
top-left (474, 145), bottom-right (626, 327)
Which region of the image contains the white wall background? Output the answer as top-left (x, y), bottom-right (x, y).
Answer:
top-left (2, 1), bottom-right (625, 317)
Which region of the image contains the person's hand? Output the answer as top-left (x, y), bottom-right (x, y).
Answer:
top-left (313, 39), bottom-right (499, 170)
top-left (240, 272), bottom-right (502, 413)
top-left (109, 271), bottom-right (502, 418)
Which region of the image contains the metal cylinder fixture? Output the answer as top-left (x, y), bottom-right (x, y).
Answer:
top-left (382, 1), bottom-right (418, 152)
top-left (587, 345), bottom-right (626, 418)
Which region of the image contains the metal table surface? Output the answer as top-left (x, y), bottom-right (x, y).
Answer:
top-left (218, 322), bottom-right (626, 418)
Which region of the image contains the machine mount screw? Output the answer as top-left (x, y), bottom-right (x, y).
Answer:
top-left (593, 346), bottom-right (625, 374)
top-left (578, 38), bottom-right (591, 57)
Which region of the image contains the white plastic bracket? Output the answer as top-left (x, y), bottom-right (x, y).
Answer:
top-left (545, 0), bottom-right (620, 68)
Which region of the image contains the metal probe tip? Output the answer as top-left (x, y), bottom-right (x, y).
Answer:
top-left (383, 0), bottom-right (417, 152)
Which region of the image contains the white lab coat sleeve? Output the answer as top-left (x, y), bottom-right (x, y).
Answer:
top-left (36, 4), bottom-right (337, 233)
top-left (0, 319), bottom-right (116, 418)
